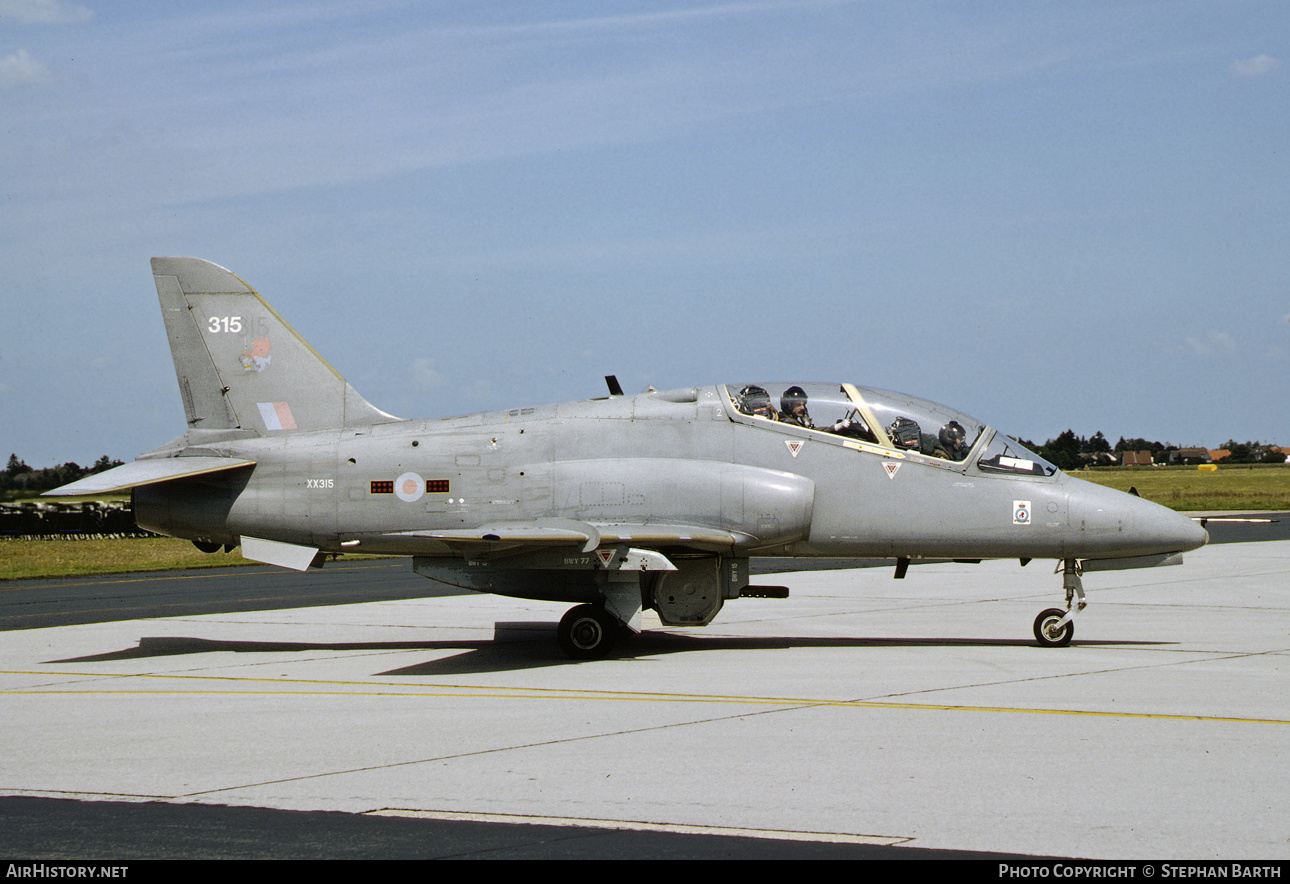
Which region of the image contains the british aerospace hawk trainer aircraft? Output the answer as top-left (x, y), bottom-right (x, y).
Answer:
top-left (49, 258), bottom-right (1208, 659)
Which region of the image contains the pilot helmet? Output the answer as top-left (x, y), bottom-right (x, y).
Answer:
top-left (940, 420), bottom-right (966, 448)
top-left (738, 385), bottom-right (773, 415)
top-left (780, 385), bottom-right (809, 414)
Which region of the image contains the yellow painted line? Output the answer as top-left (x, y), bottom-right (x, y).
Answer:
top-left (2, 669), bottom-right (1285, 725)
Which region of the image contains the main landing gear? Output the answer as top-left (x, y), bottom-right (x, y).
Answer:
top-left (557, 604), bottom-right (621, 661)
top-left (1033, 558), bottom-right (1086, 648)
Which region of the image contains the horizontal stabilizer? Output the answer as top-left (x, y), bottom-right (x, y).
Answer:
top-left (44, 457), bottom-right (256, 496)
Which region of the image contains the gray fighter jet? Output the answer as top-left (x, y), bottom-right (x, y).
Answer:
top-left (49, 258), bottom-right (1208, 658)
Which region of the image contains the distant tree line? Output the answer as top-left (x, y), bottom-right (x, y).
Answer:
top-left (1211, 440), bottom-right (1287, 465)
top-left (1016, 434), bottom-right (1287, 471)
top-left (2, 453), bottom-right (124, 497)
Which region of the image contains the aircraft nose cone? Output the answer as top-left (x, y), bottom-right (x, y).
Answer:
top-left (1145, 501), bottom-right (1209, 553)
top-left (1068, 481), bottom-right (1208, 557)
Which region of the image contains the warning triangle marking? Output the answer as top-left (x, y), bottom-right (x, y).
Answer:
top-left (596, 550), bottom-right (615, 567)
top-left (883, 462), bottom-right (901, 479)
top-left (785, 439), bottom-right (804, 458)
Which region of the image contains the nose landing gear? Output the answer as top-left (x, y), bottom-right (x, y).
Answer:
top-left (1034, 558), bottom-right (1086, 648)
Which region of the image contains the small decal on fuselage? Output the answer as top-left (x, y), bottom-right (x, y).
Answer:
top-left (306, 479), bottom-right (333, 489)
top-left (1014, 500), bottom-right (1031, 525)
top-left (883, 462), bottom-right (901, 479)
top-left (785, 439), bottom-right (804, 458)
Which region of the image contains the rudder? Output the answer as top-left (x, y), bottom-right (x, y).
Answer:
top-left (152, 257), bottom-right (398, 434)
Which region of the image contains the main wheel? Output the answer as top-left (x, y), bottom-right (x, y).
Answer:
top-left (1033, 608), bottom-right (1074, 647)
top-left (557, 604), bottom-right (618, 660)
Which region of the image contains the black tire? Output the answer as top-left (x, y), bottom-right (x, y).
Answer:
top-left (557, 604), bottom-right (618, 660)
top-left (1033, 608), bottom-right (1074, 647)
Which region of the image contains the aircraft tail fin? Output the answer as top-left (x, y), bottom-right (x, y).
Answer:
top-left (151, 257), bottom-right (399, 434)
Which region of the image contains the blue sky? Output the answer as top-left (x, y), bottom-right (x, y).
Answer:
top-left (2, 0), bottom-right (1287, 465)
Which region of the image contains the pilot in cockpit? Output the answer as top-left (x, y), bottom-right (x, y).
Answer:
top-left (779, 386), bottom-right (814, 429)
top-left (934, 421), bottom-right (970, 461)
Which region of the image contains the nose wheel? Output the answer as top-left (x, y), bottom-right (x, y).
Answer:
top-left (557, 604), bottom-right (619, 660)
top-left (1034, 558), bottom-right (1086, 648)
top-left (1033, 608), bottom-right (1074, 647)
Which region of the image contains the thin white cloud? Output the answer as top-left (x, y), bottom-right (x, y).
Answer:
top-left (400, 1), bottom-right (843, 42)
top-left (1229, 54), bottom-right (1279, 77)
top-left (0, 0), bottom-right (92, 24)
top-left (0, 48), bottom-right (49, 89)
top-left (411, 357), bottom-right (446, 389)
top-left (1183, 330), bottom-right (1237, 358)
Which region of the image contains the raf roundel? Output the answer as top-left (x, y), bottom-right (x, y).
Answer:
top-left (395, 472), bottom-right (424, 503)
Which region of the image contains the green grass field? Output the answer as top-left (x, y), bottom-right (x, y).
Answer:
top-left (2, 465), bottom-right (1286, 581)
top-left (0, 536), bottom-right (254, 582)
top-left (1074, 464), bottom-right (1290, 512)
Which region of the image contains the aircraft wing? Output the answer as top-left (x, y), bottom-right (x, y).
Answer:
top-left (44, 457), bottom-right (257, 496)
top-left (400, 522), bottom-right (602, 553)
top-left (390, 520), bottom-right (746, 554)
top-left (238, 521), bottom-right (746, 573)
top-left (595, 523), bottom-right (746, 550)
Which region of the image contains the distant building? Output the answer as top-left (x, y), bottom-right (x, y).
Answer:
top-left (1172, 448), bottom-right (1213, 465)
top-left (1121, 451), bottom-right (1153, 466)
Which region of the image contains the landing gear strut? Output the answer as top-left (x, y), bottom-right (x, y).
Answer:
top-left (1033, 558), bottom-right (1086, 648)
top-left (557, 604), bottom-right (620, 660)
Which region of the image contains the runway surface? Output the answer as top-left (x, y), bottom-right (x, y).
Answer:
top-left (1, 533), bottom-right (1287, 859)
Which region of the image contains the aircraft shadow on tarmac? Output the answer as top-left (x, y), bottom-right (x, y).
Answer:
top-left (48, 628), bottom-right (1175, 676)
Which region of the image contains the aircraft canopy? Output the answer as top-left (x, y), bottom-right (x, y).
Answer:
top-left (723, 382), bottom-right (1056, 476)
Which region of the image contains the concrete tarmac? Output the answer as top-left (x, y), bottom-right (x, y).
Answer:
top-left (2, 540), bottom-right (1287, 859)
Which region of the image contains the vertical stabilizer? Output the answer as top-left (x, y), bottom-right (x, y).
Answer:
top-left (151, 257), bottom-right (399, 434)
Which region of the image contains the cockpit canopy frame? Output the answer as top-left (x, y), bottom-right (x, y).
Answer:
top-left (721, 382), bottom-right (1057, 477)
